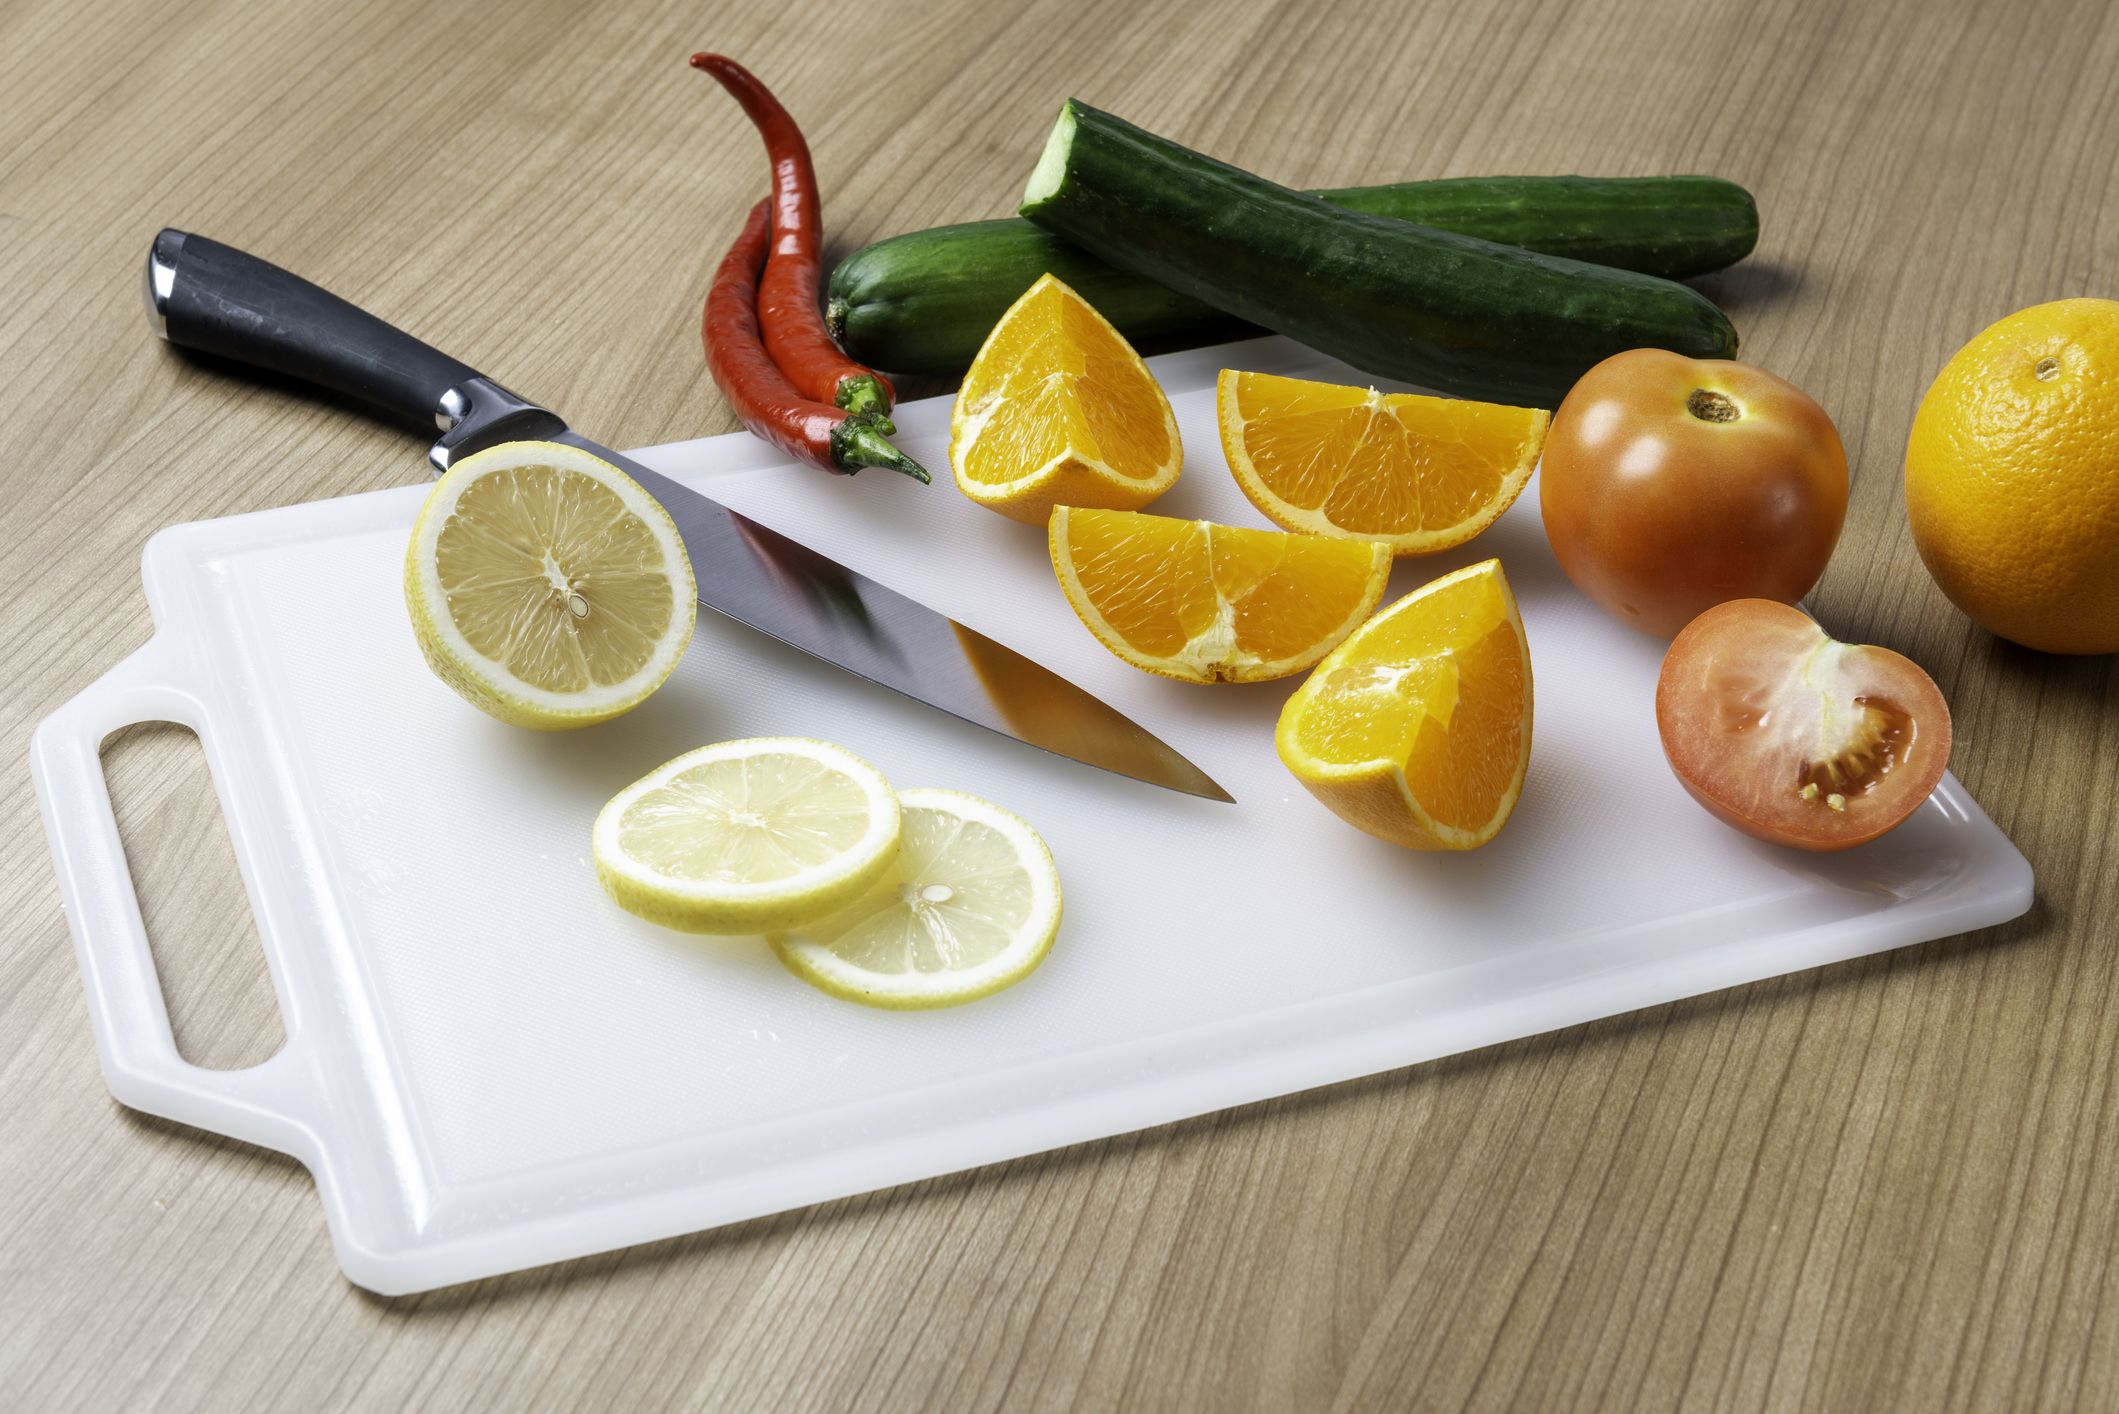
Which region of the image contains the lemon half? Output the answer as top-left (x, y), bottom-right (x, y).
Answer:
top-left (405, 440), bottom-right (695, 730)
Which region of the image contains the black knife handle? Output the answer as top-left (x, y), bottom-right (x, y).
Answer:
top-left (146, 229), bottom-right (481, 434)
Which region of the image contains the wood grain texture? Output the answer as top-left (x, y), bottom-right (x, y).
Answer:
top-left (3, 0), bottom-right (2116, 1407)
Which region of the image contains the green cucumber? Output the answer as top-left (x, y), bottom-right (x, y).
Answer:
top-left (829, 174), bottom-right (1755, 376)
top-left (1016, 100), bottom-right (1739, 406)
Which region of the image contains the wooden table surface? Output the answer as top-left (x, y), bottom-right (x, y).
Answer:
top-left (5, 0), bottom-right (2116, 1408)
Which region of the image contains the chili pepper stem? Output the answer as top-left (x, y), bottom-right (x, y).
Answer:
top-left (831, 419), bottom-right (932, 483)
top-left (834, 374), bottom-right (896, 432)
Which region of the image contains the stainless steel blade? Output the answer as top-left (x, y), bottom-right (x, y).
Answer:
top-left (556, 432), bottom-right (1234, 803)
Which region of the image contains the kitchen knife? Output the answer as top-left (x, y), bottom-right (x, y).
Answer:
top-left (143, 229), bottom-right (1232, 802)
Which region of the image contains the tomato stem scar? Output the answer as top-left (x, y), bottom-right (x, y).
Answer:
top-left (1685, 388), bottom-right (1740, 422)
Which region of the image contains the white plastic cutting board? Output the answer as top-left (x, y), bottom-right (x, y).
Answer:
top-left (32, 335), bottom-right (2031, 1295)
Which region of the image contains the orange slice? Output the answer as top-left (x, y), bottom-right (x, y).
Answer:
top-left (1276, 559), bottom-right (1531, 850)
top-left (1218, 369), bottom-right (1548, 555)
top-left (950, 274), bottom-right (1182, 525)
top-left (1049, 506), bottom-right (1390, 684)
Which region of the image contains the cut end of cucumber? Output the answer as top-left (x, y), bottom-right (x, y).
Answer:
top-left (1021, 101), bottom-right (1078, 211)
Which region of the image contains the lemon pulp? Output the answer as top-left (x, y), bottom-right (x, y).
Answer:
top-left (405, 440), bottom-right (694, 729)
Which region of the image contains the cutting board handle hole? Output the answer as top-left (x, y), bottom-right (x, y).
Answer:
top-left (99, 722), bottom-right (286, 1071)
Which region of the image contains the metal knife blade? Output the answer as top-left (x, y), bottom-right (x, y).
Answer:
top-left (144, 230), bottom-right (1233, 803)
top-left (559, 432), bottom-right (1235, 803)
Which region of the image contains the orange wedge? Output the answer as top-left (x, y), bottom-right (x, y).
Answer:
top-left (1049, 506), bottom-right (1391, 684)
top-left (1218, 369), bottom-right (1548, 555)
top-left (1276, 560), bottom-right (1531, 850)
top-left (950, 274), bottom-right (1182, 525)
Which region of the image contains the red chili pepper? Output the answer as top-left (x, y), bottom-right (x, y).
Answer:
top-left (705, 199), bottom-right (928, 481)
top-left (690, 53), bottom-right (895, 429)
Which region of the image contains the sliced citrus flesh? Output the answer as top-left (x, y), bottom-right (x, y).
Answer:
top-left (1050, 506), bottom-right (1391, 684)
top-left (770, 788), bottom-right (1062, 1010)
top-left (1276, 559), bottom-right (1532, 850)
top-left (1218, 369), bottom-right (1548, 555)
top-left (594, 738), bottom-right (902, 935)
top-left (949, 273), bottom-right (1182, 525)
top-left (404, 440), bottom-right (695, 729)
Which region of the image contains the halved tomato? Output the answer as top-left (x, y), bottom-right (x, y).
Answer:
top-left (1655, 600), bottom-right (1952, 851)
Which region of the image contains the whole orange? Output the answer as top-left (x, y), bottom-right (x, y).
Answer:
top-left (1904, 298), bottom-right (2119, 654)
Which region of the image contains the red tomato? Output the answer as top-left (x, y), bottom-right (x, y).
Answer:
top-left (1541, 349), bottom-right (1848, 638)
top-left (1655, 600), bottom-right (1952, 851)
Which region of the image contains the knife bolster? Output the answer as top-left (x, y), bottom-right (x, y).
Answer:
top-left (428, 377), bottom-right (566, 473)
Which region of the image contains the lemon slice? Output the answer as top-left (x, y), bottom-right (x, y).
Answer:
top-left (594, 738), bottom-right (902, 934)
top-left (770, 788), bottom-right (1061, 1009)
top-left (405, 440), bottom-right (695, 730)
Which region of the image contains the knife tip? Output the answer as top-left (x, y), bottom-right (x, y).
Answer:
top-left (1164, 764), bottom-right (1236, 804)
